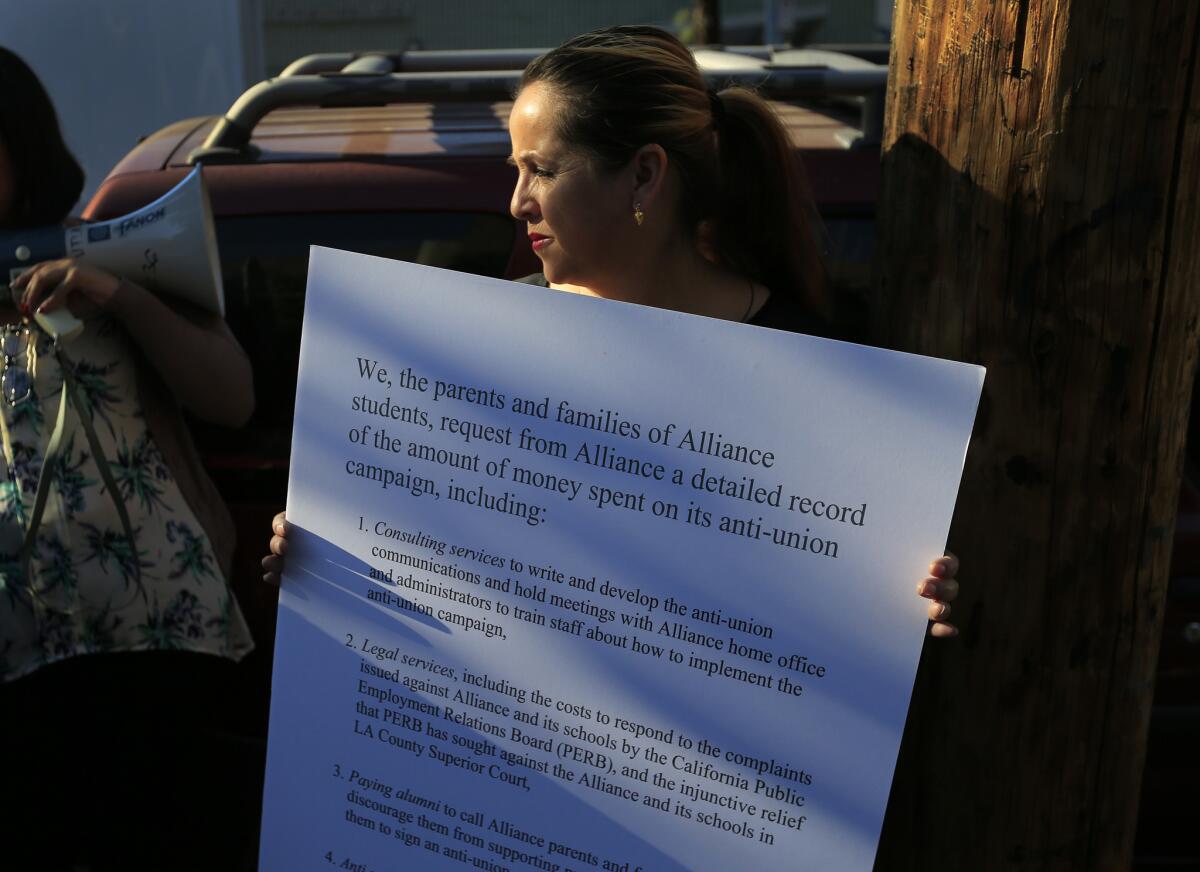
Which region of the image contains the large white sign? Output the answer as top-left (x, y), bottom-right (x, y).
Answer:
top-left (260, 247), bottom-right (984, 871)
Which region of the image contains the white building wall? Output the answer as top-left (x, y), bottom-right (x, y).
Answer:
top-left (1, 0), bottom-right (262, 207)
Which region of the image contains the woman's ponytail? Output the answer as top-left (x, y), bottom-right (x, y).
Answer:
top-left (711, 88), bottom-right (830, 320)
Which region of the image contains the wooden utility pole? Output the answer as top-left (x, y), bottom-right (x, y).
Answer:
top-left (872, 2), bottom-right (1200, 871)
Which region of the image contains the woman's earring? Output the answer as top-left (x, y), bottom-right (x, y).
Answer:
top-left (633, 202), bottom-right (645, 227)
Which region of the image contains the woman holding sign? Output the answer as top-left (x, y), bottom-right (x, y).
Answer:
top-left (263, 25), bottom-right (962, 632)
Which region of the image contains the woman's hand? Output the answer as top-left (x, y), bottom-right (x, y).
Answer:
top-left (262, 511), bottom-right (290, 585)
top-left (920, 553), bottom-right (960, 638)
top-left (10, 258), bottom-right (120, 315)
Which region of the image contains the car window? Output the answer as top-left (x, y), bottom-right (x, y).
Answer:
top-left (192, 211), bottom-right (514, 482)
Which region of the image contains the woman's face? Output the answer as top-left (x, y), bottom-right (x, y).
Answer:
top-left (508, 82), bottom-right (633, 286)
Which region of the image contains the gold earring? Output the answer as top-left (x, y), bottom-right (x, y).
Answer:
top-left (633, 202), bottom-right (644, 226)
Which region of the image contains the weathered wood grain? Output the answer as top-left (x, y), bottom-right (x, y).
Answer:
top-left (873, 2), bottom-right (1200, 870)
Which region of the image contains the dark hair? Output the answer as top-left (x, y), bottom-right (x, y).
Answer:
top-left (520, 25), bottom-right (829, 318)
top-left (0, 47), bottom-right (85, 228)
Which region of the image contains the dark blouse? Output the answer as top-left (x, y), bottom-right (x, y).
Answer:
top-left (514, 272), bottom-right (833, 338)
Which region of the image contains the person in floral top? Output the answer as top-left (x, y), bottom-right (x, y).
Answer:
top-left (1, 47), bottom-right (256, 870)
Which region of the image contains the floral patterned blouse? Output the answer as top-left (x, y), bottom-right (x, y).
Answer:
top-left (0, 315), bottom-right (253, 682)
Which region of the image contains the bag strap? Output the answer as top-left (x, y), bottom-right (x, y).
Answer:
top-left (18, 344), bottom-right (142, 598)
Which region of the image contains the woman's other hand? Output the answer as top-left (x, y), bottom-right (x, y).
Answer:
top-left (10, 258), bottom-right (120, 315)
top-left (920, 552), bottom-right (960, 638)
top-left (261, 511), bottom-right (290, 586)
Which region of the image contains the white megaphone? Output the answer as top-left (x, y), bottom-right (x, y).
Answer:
top-left (2, 167), bottom-right (225, 329)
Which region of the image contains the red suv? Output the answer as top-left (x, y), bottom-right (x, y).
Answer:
top-left (85, 45), bottom-right (884, 634)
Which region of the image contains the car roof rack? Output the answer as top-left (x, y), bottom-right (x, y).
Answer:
top-left (187, 46), bottom-right (886, 165)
